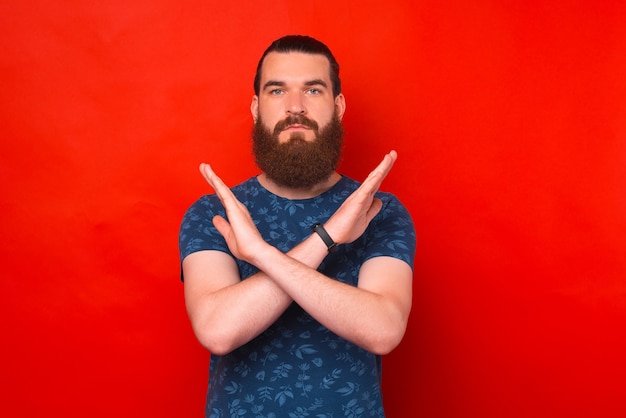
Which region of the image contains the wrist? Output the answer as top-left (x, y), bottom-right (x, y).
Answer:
top-left (311, 223), bottom-right (338, 253)
top-left (250, 242), bottom-right (283, 269)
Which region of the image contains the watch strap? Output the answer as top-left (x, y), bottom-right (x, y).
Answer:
top-left (311, 223), bottom-right (338, 253)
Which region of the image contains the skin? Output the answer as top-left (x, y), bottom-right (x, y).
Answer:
top-left (183, 51), bottom-right (413, 356)
top-left (251, 52), bottom-right (346, 199)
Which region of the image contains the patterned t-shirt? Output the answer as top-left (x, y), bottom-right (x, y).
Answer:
top-left (179, 175), bottom-right (416, 418)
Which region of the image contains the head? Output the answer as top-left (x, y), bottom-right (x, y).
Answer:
top-left (253, 35), bottom-right (342, 98)
top-left (251, 35), bottom-right (347, 189)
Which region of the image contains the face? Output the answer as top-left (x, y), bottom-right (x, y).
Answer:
top-left (251, 51), bottom-right (346, 143)
top-left (250, 51), bottom-right (347, 188)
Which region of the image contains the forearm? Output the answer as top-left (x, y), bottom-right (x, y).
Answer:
top-left (251, 240), bottom-right (410, 355)
top-left (187, 270), bottom-right (289, 355)
top-left (187, 238), bottom-right (331, 355)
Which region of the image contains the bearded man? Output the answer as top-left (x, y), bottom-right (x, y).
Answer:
top-left (179, 35), bottom-right (416, 418)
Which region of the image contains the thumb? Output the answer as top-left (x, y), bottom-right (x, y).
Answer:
top-left (212, 215), bottom-right (232, 238)
top-left (365, 198), bottom-right (383, 223)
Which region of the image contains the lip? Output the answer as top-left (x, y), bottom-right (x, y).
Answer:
top-left (284, 124), bottom-right (310, 130)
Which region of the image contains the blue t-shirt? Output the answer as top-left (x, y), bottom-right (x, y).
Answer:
top-left (179, 175), bottom-right (416, 418)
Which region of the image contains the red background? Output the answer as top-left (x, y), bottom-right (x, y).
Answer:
top-left (2, 1), bottom-right (625, 417)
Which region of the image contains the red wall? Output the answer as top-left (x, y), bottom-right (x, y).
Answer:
top-left (2, 1), bottom-right (625, 417)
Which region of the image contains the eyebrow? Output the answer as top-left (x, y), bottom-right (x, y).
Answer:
top-left (304, 79), bottom-right (328, 88)
top-left (262, 79), bottom-right (329, 90)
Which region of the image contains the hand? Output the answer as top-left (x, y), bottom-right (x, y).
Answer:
top-left (199, 163), bottom-right (268, 263)
top-left (324, 150), bottom-right (398, 245)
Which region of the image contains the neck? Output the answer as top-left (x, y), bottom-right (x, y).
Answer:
top-left (257, 172), bottom-right (342, 200)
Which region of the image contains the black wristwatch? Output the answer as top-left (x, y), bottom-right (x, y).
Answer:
top-left (311, 223), bottom-right (338, 253)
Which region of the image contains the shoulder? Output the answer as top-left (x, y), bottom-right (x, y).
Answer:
top-left (377, 190), bottom-right (410, 216)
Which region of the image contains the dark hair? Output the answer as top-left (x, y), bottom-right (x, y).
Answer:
top-left (253, 35), bottom-right (342, 97)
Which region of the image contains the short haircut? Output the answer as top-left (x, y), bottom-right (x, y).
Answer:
top-left (253, 35), bottom-right (342, 97)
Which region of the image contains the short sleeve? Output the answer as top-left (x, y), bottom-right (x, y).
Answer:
top-left (178, 195), bottom-right (230, 279)
top-left (362, 193), bottom-right (417, 270)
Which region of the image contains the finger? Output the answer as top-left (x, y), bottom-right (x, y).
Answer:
top-left (376, 150), bottom-right (397, 178)
top-left (199, 163), bottom-right (216, 188)
top-left (361, 151), bottom-right (398, 192)
top-left (199, 163), bottom-right (232, 202)
top-left (368, 151), bottom-right (397, 180)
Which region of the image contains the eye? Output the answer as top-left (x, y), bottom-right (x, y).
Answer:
top-left (307, 88), bottom-right (322, 95)
top-left (269, 89), bottom-right (284, 95)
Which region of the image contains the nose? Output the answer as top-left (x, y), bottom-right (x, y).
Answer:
top-left (286, 92), bottom-right (306, 115)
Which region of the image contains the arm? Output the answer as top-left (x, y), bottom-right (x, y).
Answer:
top-left (183, 229), bottom-right (330, 355)
top-left (201, 150), bottom-right (413, 354)
top-left (251, 246), bottom-right (412, 355)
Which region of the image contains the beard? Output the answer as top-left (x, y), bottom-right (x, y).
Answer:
top-left (252, 112), bottom-right (344, 189)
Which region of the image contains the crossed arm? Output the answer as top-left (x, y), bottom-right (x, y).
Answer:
top-left (183, 151), bottom-right (413, 355)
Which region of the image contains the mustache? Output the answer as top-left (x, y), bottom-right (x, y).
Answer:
top-left (273, 115), bottom-right (319, 135)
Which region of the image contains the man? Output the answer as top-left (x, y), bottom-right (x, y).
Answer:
top-left (179, 35), bottom-right (416, 418)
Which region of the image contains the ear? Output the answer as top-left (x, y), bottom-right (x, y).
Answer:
top-left (250, 95), bottom-right (259, 122)
top-left (335, 93), bottom-right (346, 120)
